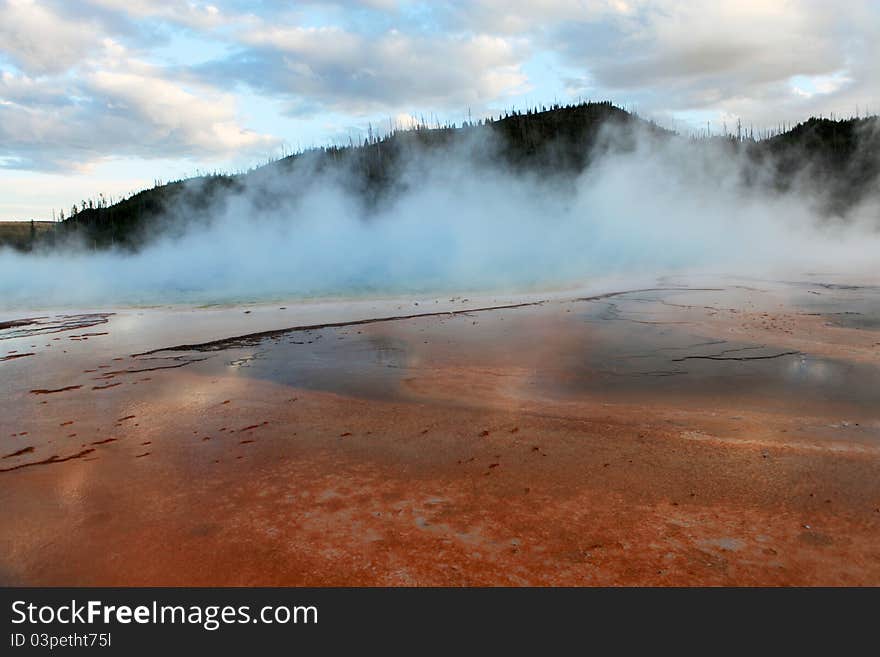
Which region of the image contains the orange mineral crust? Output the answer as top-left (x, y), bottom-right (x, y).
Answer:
top-left (1, 279), bottom-right (879, 586)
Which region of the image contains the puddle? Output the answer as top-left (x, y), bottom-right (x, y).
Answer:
top-left (204, 329), bottom-right (411, 400)
top-left (172, 287), bottom-right (880, 420)
top-left (525, 292), bottom-right (880, 416)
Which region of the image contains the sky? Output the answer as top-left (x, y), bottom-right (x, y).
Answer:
top-left (1, 0), bottom-right (878, 221)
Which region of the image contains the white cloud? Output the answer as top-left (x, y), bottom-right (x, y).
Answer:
top-left (222, 25), bottom-right (528, 113)
top-left (0, 0), bottom-right (99, 74)
top-left (87, 68), bottom-right (273, 153)
top-left (0, 2), bottom-right (276, 170)
top-left (1, 0), bottom-right (879, 178)
top-left (0, 38), bottom-right (277, 170)
top-left (85, 0), bottom-right (230, 30)
top-left (475, 0), bottom-right (878, 124)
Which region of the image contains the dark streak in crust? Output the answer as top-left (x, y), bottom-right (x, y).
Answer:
top-left (2, 445), bottom-right (34, 459)
top-left (97, 356), bottom-right (208, 377)
top-left (133, 288), bottom-right (718, 357)
top-left (92, 382), bottom-right (123, 390)
top-left (0, 317), bottom-right (47, 330)
top-left (671, 351), bottom-right (801, 362)
top-left (1, 313), bottom-right (113, 340)
top-left (0, 448), bottom-right (95, 473)
top-left (0, 352), bottom-right (35, 362)
top-left (133, 301), bottom-right (547, 355)
top-left (29, 385), bottom-right (82, 394)
top-left (573, 287), bottom-right (724, 302)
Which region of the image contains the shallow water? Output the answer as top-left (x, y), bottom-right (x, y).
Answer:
top-left (167, 286), bottom-right (880, 423)
top-left (215, 328), bottom-right (411, 400)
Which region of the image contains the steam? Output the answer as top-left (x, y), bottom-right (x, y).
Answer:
top-left (2, 123), bottom-right (879, 311)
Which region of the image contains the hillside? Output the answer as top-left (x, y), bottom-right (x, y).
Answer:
top-left (41, 102), bottom-right (651, 250)
top-left (758, 116), bottom-right (880, 214)
top-left (5, 101), bottom-right (879, 252)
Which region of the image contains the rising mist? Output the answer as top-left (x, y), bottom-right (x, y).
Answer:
top-left (2, 116), bottom-right (879, 311)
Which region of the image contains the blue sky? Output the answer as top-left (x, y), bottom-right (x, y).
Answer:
top-left (1, 0), bottom-right (877, 220)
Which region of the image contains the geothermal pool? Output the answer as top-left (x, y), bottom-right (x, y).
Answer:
top-left (1, 275), bottom-right (879, 585)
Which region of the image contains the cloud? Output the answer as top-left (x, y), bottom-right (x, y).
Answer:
top-left (458, 0), bottom-right (879, 124)
top-left (440, 0), bottom-right (630, 35)
top-left (0, 2), bottom-right (276, 170)
top-left (560, 2), bottom-right (846, 97)
top-left (0, 44), bottom-right (277, 170)
top-left (1, 0), bottom-right (879, 179)
top-left (84, 0), bottom-right (229, 30)
top-left (87, 67), bottom-right (274, 153)
top-left (0, 0), bottom-right (100, 74)
top-left (208, 26), bottom-right (529, 114)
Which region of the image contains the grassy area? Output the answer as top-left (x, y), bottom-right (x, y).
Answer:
top-left (0, 221), bottom-right (58, 250)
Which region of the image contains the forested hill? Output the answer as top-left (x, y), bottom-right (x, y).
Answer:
top-left (7, 101), bottom-right (879, 252)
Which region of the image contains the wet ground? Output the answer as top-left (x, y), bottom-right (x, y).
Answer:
top-left (1, 276), bottom-right (879, 585)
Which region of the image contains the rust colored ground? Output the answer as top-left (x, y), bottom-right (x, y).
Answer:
top-left (1, 280), bottom-right (878, 585)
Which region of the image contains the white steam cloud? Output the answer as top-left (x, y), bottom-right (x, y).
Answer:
top-left (1, 124), bottom-right (878, 311)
